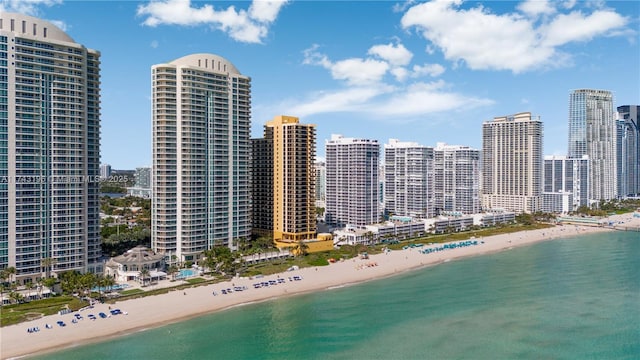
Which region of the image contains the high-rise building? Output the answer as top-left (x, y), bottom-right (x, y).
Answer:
top-left (252, 116), bottom-right (316, 243)
top-left (151, 54), bottom-right (251, 263)
top-left (542, 155), bottom-right (590, 212)
top-left (133, 166), bottom-right (151, 189)
top-left (315, 161), bottom-right (326, 202)
top-left (568, 89), bottom-right (617, 202)
top-left (433, 143), bottom-right (481, 215)
top-left (1, 13), bottom-right (102, 282)
top-left (482, 112), bottom-right (543, 213)
top-left (100, 163), bottom-right (112, 179)
top-left (616, 105), bottom-right (640, 197)
top-left (325, 134), bottom-right (380, 228)
top-left (384, 139), bottom-right (434, 219)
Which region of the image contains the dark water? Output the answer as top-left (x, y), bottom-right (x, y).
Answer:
top-left (34, 232), bottom-right (640, 360)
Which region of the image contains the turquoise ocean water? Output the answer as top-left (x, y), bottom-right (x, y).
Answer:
top-left (32, 232), bottom-right (639, 360)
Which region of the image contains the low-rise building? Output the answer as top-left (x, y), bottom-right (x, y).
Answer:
top-left (104, 246), bottom-right (166, 283)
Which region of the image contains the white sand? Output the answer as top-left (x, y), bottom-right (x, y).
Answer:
top-left (2, 215), bottom-right (638, 359)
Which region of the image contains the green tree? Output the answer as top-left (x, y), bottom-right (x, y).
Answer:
top-left (292, 240), bottom-right (309, 257)
top-left (139, 268), bottom-right (150, 286)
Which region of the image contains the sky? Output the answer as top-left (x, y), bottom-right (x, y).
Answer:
top-left (1, 0), bottom-right (639, 169)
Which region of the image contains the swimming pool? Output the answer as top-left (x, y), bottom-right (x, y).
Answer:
top-left (91, 284), bottom-right (129, 292)
top-left (176, 269), bottom-right (197, 279)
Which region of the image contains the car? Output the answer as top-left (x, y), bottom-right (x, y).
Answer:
top-left (110, 309), bottom-right (122, 315)
top-left (88, 314), bottom-right (96, 320)
top-left (56, 320), bottom-right (66, 327)
top-left (74, 313), bottom-right (83, 320)
top-left (98, 312), bottom-right (107, 318)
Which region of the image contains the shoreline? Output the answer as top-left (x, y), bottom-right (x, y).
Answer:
top-left (2, 215), bottom-right (638, 359)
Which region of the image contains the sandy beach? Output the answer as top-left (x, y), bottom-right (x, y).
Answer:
top-left (2, 214), bottom-right (638, 359)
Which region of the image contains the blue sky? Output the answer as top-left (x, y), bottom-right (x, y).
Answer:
top-left (2, 0), bottom-right (639, 169)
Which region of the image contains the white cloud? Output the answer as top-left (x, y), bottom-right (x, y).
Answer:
top-left (368, 43), bottom-right (413, 66)
top-left (136, 0), bottom-right (288, 43)
top-left (303, 45), bottom-right (390, 86)
top-left (295, 44), bottom-right (474, 120)
top-left (371, 81), bottom-right (493, 116)
top-left (330, 58), bottom-right (390, 86)
top-left (517, 0), bottom-right (556, 17)
top-left (541, 10), bottom-right (627, 47)
top-left (289, 86), bottom-right (394, 117)
top-left (0, 0), bottom-right (61, 15)
top-left (391, 67), bottom-right (409, 82)
top-left (0, 0), bottom-right (66, 30)
top-left (401, 0), bottom-right (629, 73)
top-left (412, 63), bottom-right (445, 77)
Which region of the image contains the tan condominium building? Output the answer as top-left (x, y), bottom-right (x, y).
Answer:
top-left (252, 116), bottom-right (316, 243)
top-left (1, 13), bottom-right (102, 283)
top-left (482, 112), bottom-right (543, 214)
top-left (151, 54), bottom-right (252, 264)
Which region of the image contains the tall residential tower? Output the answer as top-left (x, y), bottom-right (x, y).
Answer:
top-left (433, 143), bottom-right (481, 215)
top-left (384, 139), bottom-right (434, 219)
top-left (151, 54), bottom-right (252, 263)
top-left (568, 89), bottom-right (617, 202)
top-left (482, 112), bottom-right (543, 213)
top-left (325, 134), bottom-right (380, 228)
top-left (252, 116), bottom-right (316, 243)
top-left (616, 105), bottom-right (640, 197)
top-left (1, 13), bottom-right (102, 282)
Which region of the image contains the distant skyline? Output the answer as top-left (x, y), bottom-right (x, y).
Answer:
top-left (2, 0), bottom-right (638, 169)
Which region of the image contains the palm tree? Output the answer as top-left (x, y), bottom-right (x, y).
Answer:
top-left (139, 268), bottom-right (150, 286)
top-left (41, 257), bottom-right (57, 279)
top-left (5, 267), bottom-right (16, 285)
top-left (293, 240), bottom-right (309, 257)
top-left (9, 291), bottom-right (23, 304)
top-left (167, 265), bottom-right (179, 281)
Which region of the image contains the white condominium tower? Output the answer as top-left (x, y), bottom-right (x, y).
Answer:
top-left (568, 89), bottom-right (617, 202)
top-left (543, 155), bottom-right (590, 212)
top-left (325, 134), bottom-right (380, 227)
top-left (482, 112), bottom-right (543, 214)
top-left (433, 143), bottom-right (481, 215)
top-left (1, 13), bottom-right (102, 283)
top-left (152, 54), bottom-right (251, 263)
top-left (384, 139), bottom-right (434, 219)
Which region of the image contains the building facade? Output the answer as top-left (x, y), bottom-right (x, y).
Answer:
top-left (325, 134), bottom-right (380, 228)
top-left (315, 161), bottom-right (326, 202)
top-left (568, 89), bottom-right (617, 202)
top-left (542, 155), bottom-right (590, 212)
top-left (433, 143), bottom-right (481, 215)
top-left (100, 163), bottom-right (112, 179)
top-left (482, 112), bottom-right (543, 213)
top-left (151, 54), bottom-right (252, 263)
top-left (616, 105), bottom-right (640, 197)
top-left (384, 139), bottom-right (434, 219)
top-left (1, 13), bottom-right (102, 282)
top-left (252, 116), bottom-right (316, 243)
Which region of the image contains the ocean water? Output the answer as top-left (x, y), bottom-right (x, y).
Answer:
top-left (32, 232), bottom-right (639, 360)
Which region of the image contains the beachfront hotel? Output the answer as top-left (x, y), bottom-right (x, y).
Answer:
top-left (482, 112), bottom-right (543, 214)
top-left (325, 134), bottom-right (380, 228)
top-left (384, 139), bottom-right (435, 219)
top-left (616, 105), bottom-right (640, 197)
top-left (151, 54), bottom-right (252, 263)
top-left (252, 116), bottom-right (317, 243)
top-left (0, 13), bottom-right (102, 283)
top-left (568, 89), bottom-right (617, 202)
top-left (433, 142), bottom-right (481, 215)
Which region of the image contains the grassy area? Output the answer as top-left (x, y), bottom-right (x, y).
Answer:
top-left (0, 296), bottom-right (88, 327)
top-left (119, 288), bottom-right (144, 296)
